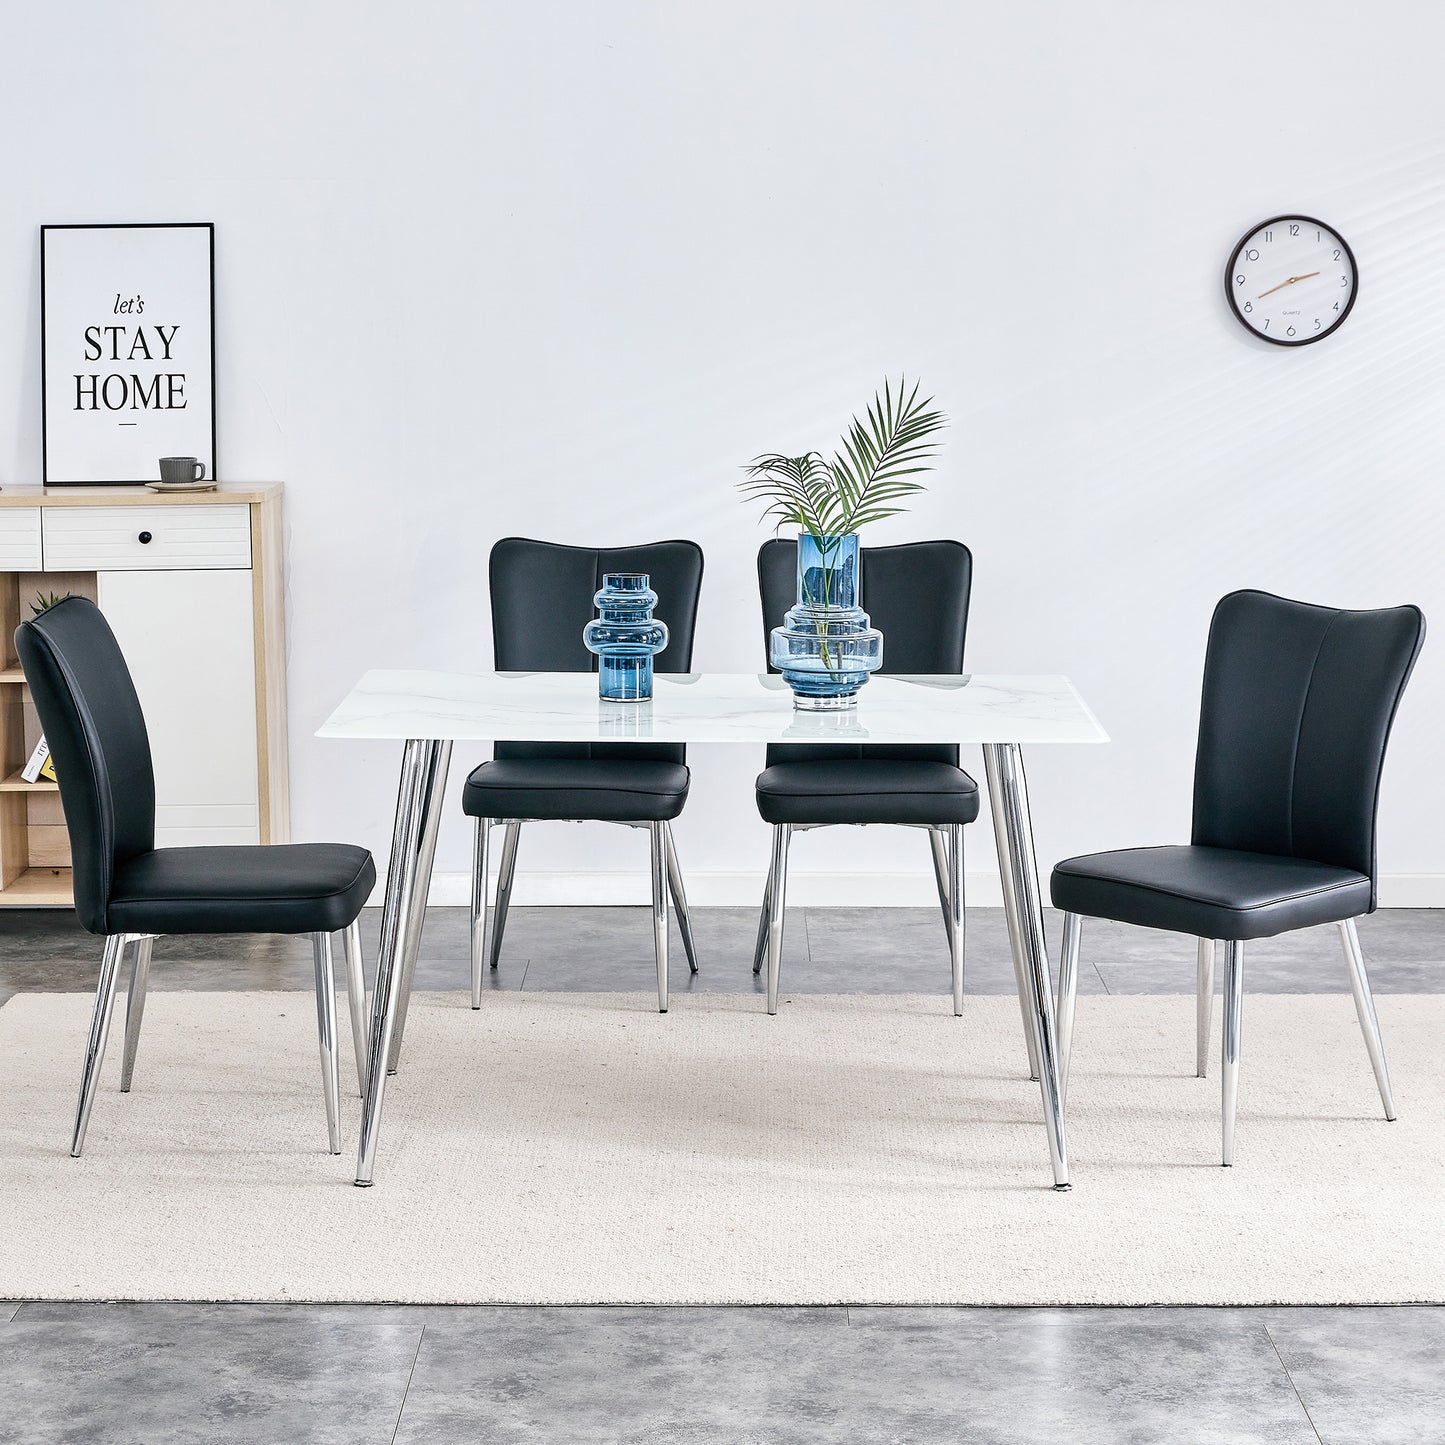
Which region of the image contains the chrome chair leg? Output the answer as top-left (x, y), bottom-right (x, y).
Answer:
top-left (489, 821), bottom-right (521, 970)
top-left (752, 852), bottom-right (776, 977)
top-left (929, 826), bottom-right (955, 956)
top-left (766, 824), bottom-right (792, 1015)
top-left (1056, 911), bottom-right (1081, 1101)
top-left (1221, 940), bottom-right (1244, 1166)
top-left (649, 822), bottom-right (670, 1013)
top-left (72, 934), bottom-right (126, 1156)
top-left (312, 931), bottom-right (342, 1155)
top-left (1339, 917), bottom-right (1396, 1121)
top-left (1196, 938), bottom-right (1215, 1079)
top-left (662, 821), bottom-right (699, 976)
top-left (119, 934), bottom-right (155, 1093)
top-left (946, 823), bottom-right (965, 1016)
top-left (470, 816), bottom-right (490, 1005)
top-left (342, 920), bottom-right (369, 1098)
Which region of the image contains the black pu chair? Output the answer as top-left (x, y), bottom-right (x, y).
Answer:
top-left (462, 537), bottom-right (705, 1013)
top-left (1051, 589), bottom-right (1424, 1165)
top-left (753, 538), bottom-right (977, 1014)
top-left (16, 597), bottom-right (376, 1158)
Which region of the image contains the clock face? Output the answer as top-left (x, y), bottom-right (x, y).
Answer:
top-left (1225, 215), bottom-right (1357, 346)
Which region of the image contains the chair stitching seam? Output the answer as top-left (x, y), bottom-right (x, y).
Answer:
top-left (1287, 612), bottom-right (1340, 859)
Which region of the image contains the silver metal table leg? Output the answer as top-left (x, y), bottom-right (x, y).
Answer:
top-left (119, 934), bottom-right (155, 1093)
top-left (470, 816), bottom-right (490, 1007)
top-left (385, 740), bottom-right (452, 1076)
top-left (663, 821), bottom-right (699, 976)
top-left (983, 742), bottom-right (1071, 1190)
top-left (985, 754), bottom-right (1043, 1083)
top-left (1339, 917), bottom-right (1396, 1121)
top-left (489, 821), bottom-right (521, 971)
top-left (946, 822), bottom-right (965, 1016)
top-left (1056, 911), bottom-right (1081, 1103)
top-left (649, 822), bottom-right (670, 1013)
top-left (1221, 939), bottom-right (1244, 1166)
top-left (766, 823), bottom-right (792, 1016)
top-left (355, 736), bottom-right (451, 1187)
top-left (342, 920), bottom-right (369, 1097)
top-left (1196, 938), bottom-right (1215, 1080)
top-left (312, 931), bottom-right (342, 1155)
top-left (72, 934), bottom-right (126, 1157)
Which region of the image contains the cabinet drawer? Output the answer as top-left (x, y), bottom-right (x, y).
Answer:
top-left (0, 509), bottom-right (42, 570)
top-left (42, 505), bottom-right (252, 571)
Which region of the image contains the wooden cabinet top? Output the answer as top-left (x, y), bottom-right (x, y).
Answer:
top-left (0, 483), bottom-right (282, 508)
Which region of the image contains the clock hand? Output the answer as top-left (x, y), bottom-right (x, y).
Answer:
top-left (1257, 271), bottom-right (1323, 299)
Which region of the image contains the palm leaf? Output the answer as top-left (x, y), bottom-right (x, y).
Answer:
top-left (736, 377), bottom-right (947, 543)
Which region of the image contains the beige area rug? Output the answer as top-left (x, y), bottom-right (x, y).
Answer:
top-left (0, 989), bottom-right (1441, 1305)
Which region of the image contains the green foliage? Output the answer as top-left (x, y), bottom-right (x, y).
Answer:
top-left (30, 591), bottom-right (69, 617)
top-left (738, 377), bottom-right (946, 542)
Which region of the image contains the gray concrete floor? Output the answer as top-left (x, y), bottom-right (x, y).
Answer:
top-left (0, 905), bottom-right (1441, 1443)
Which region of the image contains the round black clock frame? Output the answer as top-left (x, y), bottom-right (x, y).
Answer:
top-left (1224, 215), bottom-right (1358, 348)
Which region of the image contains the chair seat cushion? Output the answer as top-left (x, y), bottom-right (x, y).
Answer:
top-left (107, 844), bottom-right (376, 936)
top-left (462, 758), bottom-right (690, 822)
top-left (1050, 845), bottom-right (1372, 940)
top-left (754, 760), bottom-right (980, 826)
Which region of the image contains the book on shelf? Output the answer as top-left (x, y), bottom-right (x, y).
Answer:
top-left (21, 736), bottom-right (53, 784)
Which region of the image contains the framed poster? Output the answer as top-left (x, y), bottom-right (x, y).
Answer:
top-left (41, 223), bottom-right (216, 485)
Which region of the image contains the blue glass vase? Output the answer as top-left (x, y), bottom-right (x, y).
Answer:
top-left (770, 533), bottom-right (883, 709)
top-left (583, 573), bottom-right (668, 702)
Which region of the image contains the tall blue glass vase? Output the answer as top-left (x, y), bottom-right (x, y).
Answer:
top-left (583, 573), bottom-right (668, 702)
top-left (770, 533), bottom-right (883, 709)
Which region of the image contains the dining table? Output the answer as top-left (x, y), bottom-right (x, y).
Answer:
top-left (318, 671), bottom-right (1109, 1189)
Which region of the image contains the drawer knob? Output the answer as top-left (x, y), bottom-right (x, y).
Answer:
top-left (137, 531), bottom-right (153, 545)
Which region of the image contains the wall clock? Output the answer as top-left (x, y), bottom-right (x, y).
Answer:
top-left (1225, 215), bottom-right (1357, 346)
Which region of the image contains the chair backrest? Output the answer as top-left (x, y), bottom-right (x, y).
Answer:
top-left (14, 596), bottom-right (155, 934)
top-left (1191, 589), bottom-right (1424, 897)
top-left (490, 536), bottom-right (705, 763)
top-left (758, 538), bottom-right (972, 765)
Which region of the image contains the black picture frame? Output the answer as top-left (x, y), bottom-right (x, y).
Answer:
top-left (41, 222), bottom-right (217, 485)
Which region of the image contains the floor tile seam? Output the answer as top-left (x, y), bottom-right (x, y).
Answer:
top-left (390, 1321), bottom-right (427, 1445)
top-left (1263, 1319), bottom-right (1325, 1445)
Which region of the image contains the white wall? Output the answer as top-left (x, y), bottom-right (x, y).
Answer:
top-left (3, 2), bottom-right (1443, 905)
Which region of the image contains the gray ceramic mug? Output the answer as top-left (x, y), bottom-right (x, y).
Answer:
top-left (159, 456), bottom-right (206, 484)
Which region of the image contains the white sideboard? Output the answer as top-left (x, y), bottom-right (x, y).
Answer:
top-left (0, 482), bottom-right (288, 906)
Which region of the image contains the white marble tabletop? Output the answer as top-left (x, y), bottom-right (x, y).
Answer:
top-left (317, 672), bottom-right (1108, 746)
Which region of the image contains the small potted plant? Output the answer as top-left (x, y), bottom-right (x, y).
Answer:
top-left (739, 377), bottom-right (946, 708)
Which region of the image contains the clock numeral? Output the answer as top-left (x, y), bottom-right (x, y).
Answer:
top-left (1314, 319), bottom-right (1322, 330)
top-left (1264, 230), bottom-right (1273, 242)
top-left (1262, 319), bottom-right (1270, 330)
top-left (1317, 230), bottom-right (1322, 242)
top-left (1341, 275), bottom-right (1349, 286)
top-left (1333, 301), bottom-right (1341, 311)
top-left (1242, 301), bottom-right (1253, 313)
top-left (1287, 325), bottom-right (1297, 337)
top-left (1332, 248), bottom-right (1341, 260)
top-left (1289, 223), bottom-right (1300, 236)
top-left (1235, 274), bottom-right (1246, 287)
top-left (1245, 248), bottom-right (1260, 261)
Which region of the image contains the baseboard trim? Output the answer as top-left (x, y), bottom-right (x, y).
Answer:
top-left (419, 871), bottom-right (1444, 909)
top-left (423, 869), bottom-right (1002, 908)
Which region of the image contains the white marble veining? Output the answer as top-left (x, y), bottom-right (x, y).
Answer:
top-left (317, 672), bottom-right (1108, 746)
